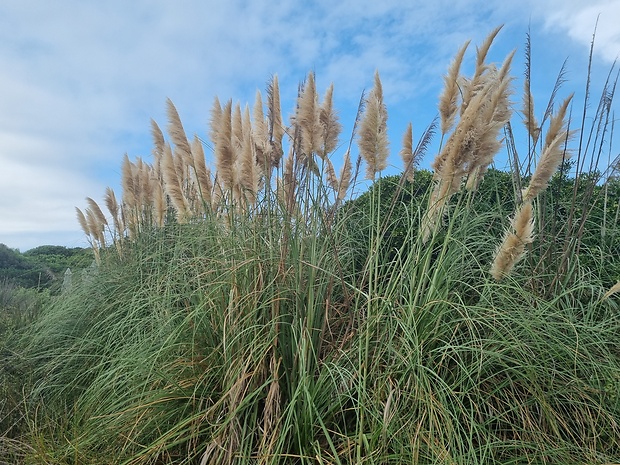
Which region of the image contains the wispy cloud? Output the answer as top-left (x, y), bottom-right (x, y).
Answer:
top-left (526, 0), bottom-right (620, 63)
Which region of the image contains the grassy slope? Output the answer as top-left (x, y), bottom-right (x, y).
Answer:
top-left (8, 181), bottom-right (620, 464)
top-left (3, 28), bottom-right (620, 465)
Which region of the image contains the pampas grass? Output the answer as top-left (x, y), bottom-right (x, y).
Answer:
top-left (267, 75), bottom-right (285, 167)
top-left (358, 70), bottom-right (389, 180)
top-left (522, 94), bottom-right (574, 202)
top-left (336, 149), bottom-right (353, 202)
top-left (400, 122), bottom-right (415, 182)
top-left (252, 90), bottom-right (271, 170)
top-left (422, 29), bottom-right (514, 241)
top-left (439, 40), bottom-right (470, 135)
top-left (296, 71), bottom-right (321, 159)
top-left (490, 201), bottom-right (535, 279)
top-left (59, 26), bottom-right (620, 464)
top-left (215, 100), bottom-right (235, 193)
top-left (166, 98), bottom-right (193, 172)
top-left (191, 135), bottom-right (213, 211)
top-left (161, 143), bottom-right (190, 222)
top-left (319, 83), bottom-right (341, 157)
top-left (104, 187), bottom-right (121, 234)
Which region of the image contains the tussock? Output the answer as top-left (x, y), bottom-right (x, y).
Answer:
top-left (59, 25), bottom-right (620, 465)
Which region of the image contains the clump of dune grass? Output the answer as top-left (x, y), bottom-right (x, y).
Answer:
top-left (11, 26), bottom-right (620, 465)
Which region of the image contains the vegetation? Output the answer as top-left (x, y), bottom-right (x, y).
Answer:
top-left (0, 244), bottom-right (91, 291)
top-left (2, 27), bottom-right (620, 464)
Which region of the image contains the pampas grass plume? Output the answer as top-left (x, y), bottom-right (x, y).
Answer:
top-left (358, 70), bottom-right (389, 180)
top-left (439, 40), bottom-right (470, 135)
top-left (166, 99), bottom-right (193, 170)
top-left (337, 149), bottom-right (352, 201)
top-left (75, 207), bottom-right (91, 238)
top-left (86, 197), bottom-right (108, 229)
top-left (191, 135), bottom-right (212, 209)
top-left (295, 72), bottom-right (321, 160)
top-left (121, 154), bottom-right (137, 210)
top-left (267, 75), bottom-right (284, 167)
top-left (319, 83), bottom-right (341, 156)
top-left (490, 201), bottom-right (535, 280)
top-left (162, 143), bottom-right (190, 222)
top-left (216, 100), bottom-right (235, 192)
top-left (522, 94), bottom-right (573, 202)
top-left (400, 122), bottom-right (415, 182)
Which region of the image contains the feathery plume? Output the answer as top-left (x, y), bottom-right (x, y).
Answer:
top-left (121, 154), bottom-right (137, 210)
top-left (166, 98), bottom-right (193, 171)
top-left (239, 105), bottom-right (257, 204)
top-left (319, 83), bottom-right (341, 156)
top-left (138, 158), bottom-right (154, 211)
top-left (132, 157), bottom-right (145, 208)
top-left (152, 175), bottom-right (167, 227)
top-left (216, 100), bottom-right (235, 192)
top-left (522, 94), bottom-right (573, 202)
top-left (280, 151), bottom-right (296, 214)
top-left (232, 102), bottom-right (244, 155)
top-left (151, 119), bottom-right (165, 177)
top-left (523, 88), bottom-right (540, 140)
top-left (325, 158), bottom-right (338, 191)
top-left (104, 187), bottom-right (121, 235)
top-left (297, 72), bottom-right (320, 158)
top-left (358, 70), bottom-right (389, 180)
top-left (85, 207), bottom-right (105, 245)
top-left (162, 143), bottom-right (190, 222)
top-left (86, 197), bottom-right (108, 230)
top-left (400, 123), bottom-right (415, 182)
top-left (490, 201), bottom-right (535, 280)
top-left (209, 96), bottom-right (223, 146)
top-left (476, 26), bottom-right (503, 73)
top-left (462, 25), bottom-right (503, 111)
top-left (267, 75), bottom-right (284, 167)
top-left (337, 149), bottom-right (353, 202)
top-left (439, 40), bottom-right (470, 135)
top-left (76, 207), bottom-right (91, 238)
top-left (191, 135), bottom-right (212, 209)
top-left (252, 90), bottom-right (271, 171)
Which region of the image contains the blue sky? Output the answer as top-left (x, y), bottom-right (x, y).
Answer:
top-left (1, 0), bottom-right (619, 251)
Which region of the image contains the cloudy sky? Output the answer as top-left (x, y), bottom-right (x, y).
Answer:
top-left (1, 0), bottom-right (618, 251)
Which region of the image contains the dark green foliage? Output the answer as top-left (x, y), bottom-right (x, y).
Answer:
top-left (0, 243), bottom-right (91, 291)
top-left (342, 167), bottom-right (620, 292)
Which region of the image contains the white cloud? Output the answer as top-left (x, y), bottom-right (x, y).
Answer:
top-left (518, 0), bottom-right (620, 63)
top-left (0, 154), bottom-right (102, 249)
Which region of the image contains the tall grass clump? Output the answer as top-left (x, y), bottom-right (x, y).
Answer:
top-left (12, 27), bottom-right (620, 465)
